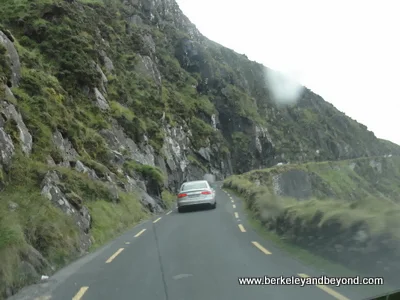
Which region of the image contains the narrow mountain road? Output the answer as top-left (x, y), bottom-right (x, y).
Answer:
top-left (10, 185), bottom-right (377, 300)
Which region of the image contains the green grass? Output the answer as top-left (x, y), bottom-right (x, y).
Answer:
top-left (161, 189), bottom-right (176, 209)
top-left (110, 101), bottom-right (135, 121)
top-left (0, 187), bottom-right (80, 294)
top-left (0, 43), bottom-right (11, 83)
top-left (123, 161), bottom-right (165, 187)
top-left (86, 192), bottom-right (148, 247)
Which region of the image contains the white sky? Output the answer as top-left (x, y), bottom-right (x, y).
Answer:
top-left (175, 0), bottom-right (400, 145)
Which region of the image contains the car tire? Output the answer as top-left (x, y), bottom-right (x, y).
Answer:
top-left (178, 207), bottom-right (184, 213)
top-left (212, 202), bottom-right (217, 209)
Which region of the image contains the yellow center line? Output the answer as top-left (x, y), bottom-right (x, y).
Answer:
top-left (153, 217), bottom-right (162, 223)
top-left (232, 204), bottom-right (236, 208)
top-left (134, 228), bottom-right (146, 237)
top-left (105, 248), bottom-right (124, 263)
top-left (298, 274), bottom-right (350, 300)
top-left (125, 242), bottom-right (130, 245)
top-left (166, 211), bottom-right (172, 215)
top-left (238, 224), bottom-right (246, 232)
top-left (231, 200), bottom-right (234, 203)
top-left (72, 286), bottom-right (89, 300)
top-left (252, 241), bottom-right (272, 255)
top-left (234, 212), bottom-right (239, 218)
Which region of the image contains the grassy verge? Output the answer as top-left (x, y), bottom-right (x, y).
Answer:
top-left (225, 187), bottom-right (360, 276)
top-left (0, 154), bottom-right (156, 298)
top-left (223, 167), bottom-right (400, 292)
top-left (0, 187), bottom-right (80, 295)
top-left (86, 192), bottom-right (149, 248)
top-left (161, 189), bottom-right (176, 209)
top-left (225, 187), bottom-right (395, 296)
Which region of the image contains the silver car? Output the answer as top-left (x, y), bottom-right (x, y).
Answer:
top-left (177, 180), bottom-right (216, 212)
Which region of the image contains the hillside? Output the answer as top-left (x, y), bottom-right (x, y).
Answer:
top-left (223, 156), bottom-right (400, 285)
top-left (1, 0), bottom-right (400, 297)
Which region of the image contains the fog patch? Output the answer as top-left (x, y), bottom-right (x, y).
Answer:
top-left (264, 68), bottom-right (304, 106)
top-left (203, 173), bottom-right (216, 184)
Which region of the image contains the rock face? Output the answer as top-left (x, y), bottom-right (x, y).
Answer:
top-left (136, 55), bottom-right (162, 86)
top-left (0, 98), bottom-right (32, 155)
top-left (272, 170), bottom-right (312, 200)
top-left (0, 31), bottom-right (21, 87)
top-left (52, 130), bottom-right (79, 167)
top-left (100, 122), bottom-right (156, 167)
top-left (40, 171), bottom-right (92, 253)
top-left (0, 87), bottom-right (32, 169)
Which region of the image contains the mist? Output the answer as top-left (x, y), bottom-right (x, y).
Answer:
top-left (264, 68), bottom-right (304, 106)
top-left (203, 173), bottom-right (216, 184)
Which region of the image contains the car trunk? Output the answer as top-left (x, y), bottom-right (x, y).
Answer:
top-left (179, 189), bottom-right (212, 200)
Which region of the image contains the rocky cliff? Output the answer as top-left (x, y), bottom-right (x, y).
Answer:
top-left (1, 0), bottom-right (399, 297)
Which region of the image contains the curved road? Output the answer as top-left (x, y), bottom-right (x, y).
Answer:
top-left (11, 185), bottom-right (379, 300)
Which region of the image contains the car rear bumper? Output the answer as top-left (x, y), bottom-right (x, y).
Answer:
top-left (178, 198), bottom-right (215, 207)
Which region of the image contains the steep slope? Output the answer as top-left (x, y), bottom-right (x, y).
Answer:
top-left (0, 0), bottom-right (399, 297)
top-left (224, 156), bottom-right (400, 285)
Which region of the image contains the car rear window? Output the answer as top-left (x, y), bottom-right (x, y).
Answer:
top-left (181, 182), bottom-right (208, 191)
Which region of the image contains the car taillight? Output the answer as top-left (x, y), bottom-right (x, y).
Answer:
top-left (201, 191), bottom-right (212, 195)
top-left (178, 193), bottom-right (187, 198)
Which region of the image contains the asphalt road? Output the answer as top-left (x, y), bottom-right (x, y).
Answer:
top-left (11, 184), bottom-right (383, 300)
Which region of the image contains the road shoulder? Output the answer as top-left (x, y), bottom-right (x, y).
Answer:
top-left (221, 186), bottom-right (391, 300)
